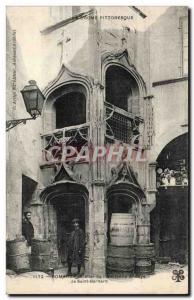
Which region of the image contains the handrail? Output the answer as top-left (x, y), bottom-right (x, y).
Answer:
top-left (41, 122), bottom-right (90, 137)
top-left (104, 101), bottom-right (143, 123)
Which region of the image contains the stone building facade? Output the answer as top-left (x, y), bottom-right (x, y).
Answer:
top-left (6, 6), bottom-right (189, 277)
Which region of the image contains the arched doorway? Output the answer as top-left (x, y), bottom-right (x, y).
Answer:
top-left (150, 133), bottom-right (188, 263)
top-left (53, 194), bottom-right (86, 265)
top-left (40, 181), bottom-right (89, 273)
top-left (106, 179), bottom-right (145, 277)
top-left (107, 186), bottom-right (140, 246)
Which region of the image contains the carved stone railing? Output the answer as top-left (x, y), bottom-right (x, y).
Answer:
top-left (40, 123), bottom-right (89, 168)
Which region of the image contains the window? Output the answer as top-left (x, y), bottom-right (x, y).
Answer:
top-left (105, 65), bottom-right (139, 114)
top-left (55, 92), bottom-right (86, 129)
top-left (54, 84), bottom-right (87, 129)
top-left (180, 17), bottom-right (188, 76)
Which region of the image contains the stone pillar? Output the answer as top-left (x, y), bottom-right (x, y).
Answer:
top-left (83, 191), bottom-right (91, 276)
top-left (84, 190), bottom-right (94, 277)
top-left (89, 77), bottom-right (106, 277)
top-left (30, 188), bottom-right (44, 239)
top-left (91, 183), bottom-right (106, 277)
top-left (88, 10), bottom-right (106, 277)
top-left (137, 203), bottom-right (150, 244)
top-left (104, 197), bottom-right (108, 261)
top-left (48, 204), bottom-right (59, 267)
top-left (148, 162), bottom-right (157, 192)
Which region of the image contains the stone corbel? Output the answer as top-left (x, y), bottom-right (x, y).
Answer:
top-left (91, 179), bottom-right (106, 186)
top-left (93, 79), bottom-right (104, 90)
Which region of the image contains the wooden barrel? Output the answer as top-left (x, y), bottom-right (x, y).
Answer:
top-left (135, 243), bottom-right (155, 258)
top-left (7, 238), bottom-right (30, 273)
top-left (110, 213), bottom-right (136, 246)
top-left (31, 239), bottom-right (51, 272)
top-left (137, 225), bottom-right (150, 244)
top-left (135, 244), bottom-right (155, 276)
top-left (107, 244), bottom-right (135, 278)
top-left (135, 259), bottom-right (152, 276)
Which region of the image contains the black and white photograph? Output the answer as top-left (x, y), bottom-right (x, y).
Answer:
top-left (5, 5), bottom-right (189, 294)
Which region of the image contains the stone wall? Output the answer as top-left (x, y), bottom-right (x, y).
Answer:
top-left (6, 17), bottom-right (43, 240)
top-left (148, 6), bottom-right (188, 162)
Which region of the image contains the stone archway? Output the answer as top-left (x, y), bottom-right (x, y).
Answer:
top-left (148, 126), bottom-right (188, 163)
top-left (106, 182), bottom-right (143, 246)
top-left (40, 179), bottom-right (90, 274)
top-left (150, 133), bottom-right (188, 263)
top-left (105, 163), bottom-right (155, 277)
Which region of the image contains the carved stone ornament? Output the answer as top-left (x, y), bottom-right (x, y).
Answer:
top-left (109, 162), bottom-right (141, 187)
top-left (53, 162), bottom-right (80, 183)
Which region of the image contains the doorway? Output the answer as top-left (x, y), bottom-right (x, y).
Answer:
top-left (150, 133), bottom-right (188, 263)
top-left (53, 195), bottom-right (85, 266)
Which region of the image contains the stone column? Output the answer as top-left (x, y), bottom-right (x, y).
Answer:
top-left (137, 203), bottom-right (150, 244)
top-left (84, 189), bottom-right (94, 277)
top-left (88, 10), bottom-right (106, 277)
top-left (147, 161), bottom-right (159, 258)
top-left (48, 204), bottom-right (59, 268)
top-left (148, 162), bottom-right (157, 192)
top-left (89, 79), bottom-right (106, 277)
top-left (91, 182), bottom-right (106, 277)
top-left (83, 190), bottom-right (91, 277)
top-left (30, 187), bottom-right (44, 239)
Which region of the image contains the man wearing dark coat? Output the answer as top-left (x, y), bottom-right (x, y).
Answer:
top-left (67, 218), bottom-right (85, 277)
top-left (22, 211), bottom-right (34, 247)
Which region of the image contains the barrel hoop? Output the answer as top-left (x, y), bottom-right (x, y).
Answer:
top-left (31, 254), bottom-right (50, 257)
top-left (135, 244), bottom-right (154, 247)
top-left (135, 251), bottom-right (155, 255)
top-left (107, 267), bottom-right (134, 272)
top-left (7, 239), bottom-right (25, 243)
top-left (32, 239), bottom-right (50, 242)
top-left (108, 243), bottom-right (135, 248)
top-left (108, 255), bottom-right (135, 259)
top-left (7, 253), bottom-right (28, 257)
top-left (136, 256), bottom-right (155, 259)
top-left (109, 244), bottom-right (135, 247)
top-left (109, 244), bottom-right (134, 247)
top-left (111, 234), bottom-right (135, 237)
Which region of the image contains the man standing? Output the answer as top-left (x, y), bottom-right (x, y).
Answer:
top-left (67, 218), bottom-right (85, 277)
top-left (22, 210), bottom-right (34, 247)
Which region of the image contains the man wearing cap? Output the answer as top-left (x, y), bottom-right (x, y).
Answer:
top-left (67, 218), bottom-right (85, 277)
top-left (22, 210), bottom-right (34, 247)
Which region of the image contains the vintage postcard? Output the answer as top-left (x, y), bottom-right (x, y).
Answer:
top-left (6, 6), bottom-right (189, 294)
